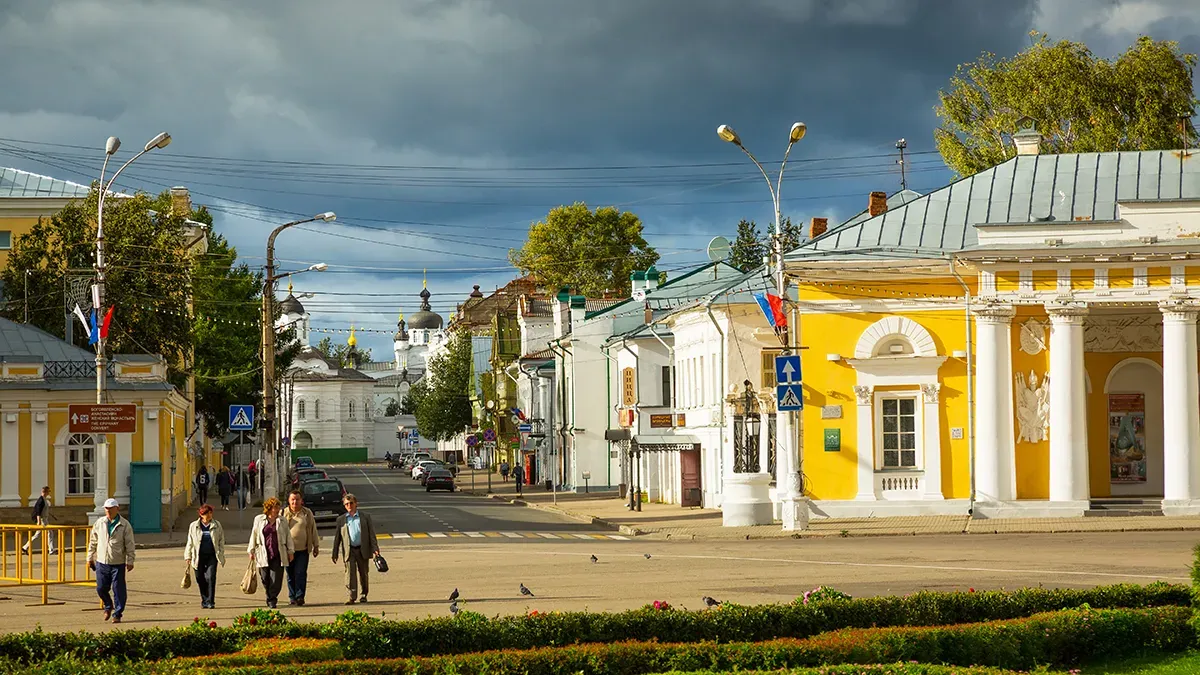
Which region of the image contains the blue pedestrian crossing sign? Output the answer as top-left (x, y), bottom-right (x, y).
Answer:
top-left (776, 384), bottom-right (804, 411)
top-left (774, 354), bottom-right (801, 385)
top-left (408, 429), bottom-right (419, 440)
top-left (229, 404), bottom-right (254, 431)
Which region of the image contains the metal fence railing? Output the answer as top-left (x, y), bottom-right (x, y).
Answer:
top-left (0, 525), bottom-right (94, 604)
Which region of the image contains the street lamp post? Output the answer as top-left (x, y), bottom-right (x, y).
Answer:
top-left (718, 122), bottom-right (810, 531)
top-left (261, 215), bottom-right (334, 500)
top-left (92, 132), bottom-right (171, 515)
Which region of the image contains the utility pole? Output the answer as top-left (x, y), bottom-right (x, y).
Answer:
top-left (895, 138), bottom-right (908, 191)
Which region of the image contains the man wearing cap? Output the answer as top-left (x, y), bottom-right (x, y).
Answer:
top-left (87, 498), bottom-right (136, 624)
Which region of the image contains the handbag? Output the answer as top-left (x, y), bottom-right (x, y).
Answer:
top-left (374, 554), bottom-right (389, 573)
top-left (240, 559), bottom-right (258, 595)
top-left (180, 563), bottom-right (192, 590)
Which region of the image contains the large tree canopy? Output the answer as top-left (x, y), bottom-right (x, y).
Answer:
top-left (414, 328), bottom-right (473, 442)
top-left (509, 202), bottom-right (659, 296)
top-left (935, 34), bottom-right (1198, 176)
top-left (730, 219), bottom-right (766, 273)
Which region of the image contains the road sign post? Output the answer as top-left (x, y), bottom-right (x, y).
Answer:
top-left (774, 354), bottom-right (804, 412)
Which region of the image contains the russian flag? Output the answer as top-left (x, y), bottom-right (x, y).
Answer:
top-left (101, 306), bottom-right (114, 339)
top-left (753, 292), bottom-right (788, 329)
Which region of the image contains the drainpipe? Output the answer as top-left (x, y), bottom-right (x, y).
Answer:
top-left (705, 299), bottom-right (727, 497)
top-left (950, 262), bottom-right (977, 515)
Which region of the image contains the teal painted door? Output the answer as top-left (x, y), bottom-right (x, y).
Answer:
top-left (129, 462), bottom-right (162, 533)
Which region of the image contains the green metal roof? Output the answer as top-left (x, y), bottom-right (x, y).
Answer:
top-left (792, 149), bottom-right (1200, 259)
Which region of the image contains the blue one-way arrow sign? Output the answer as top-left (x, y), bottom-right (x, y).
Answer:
top-left (229, 404), bottom-right (254, 431)
top-left (774, 354), bottom-right (801, 385)
top-left (776, 384), bottom-right (804, 412)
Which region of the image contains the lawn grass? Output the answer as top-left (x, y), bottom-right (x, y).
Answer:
top-left (1083, 651), bottom-right (1200, 674)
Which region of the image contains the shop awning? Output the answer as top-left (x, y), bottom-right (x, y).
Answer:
top-left (631, 434), bottom-right (701, 452)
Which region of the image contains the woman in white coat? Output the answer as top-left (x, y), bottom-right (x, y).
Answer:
top-left (183, 504), bottom-right (226, 609)
top-left (247, 497), bottom-right (294, 608)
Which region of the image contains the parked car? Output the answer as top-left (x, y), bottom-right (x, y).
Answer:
top-left (290, 468), bottom-right (329, 488)
top-left (412, 460), bottom-right (440, 481)
top-left (425, 468), bottom-right (455, 492)
top-left (301, 478), bottom-right (347, 519)
top-left (294, 456), bottom-right (316, 470)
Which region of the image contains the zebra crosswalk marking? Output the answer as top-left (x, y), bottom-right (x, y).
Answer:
top-left (428, 532), bottom-right (449, 538)
top-left (465, 532), bottom-right (486, 538)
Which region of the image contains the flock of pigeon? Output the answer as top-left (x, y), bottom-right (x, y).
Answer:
top-left (445, 553), bottom-right (721, 615)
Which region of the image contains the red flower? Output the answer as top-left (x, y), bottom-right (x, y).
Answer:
top-left (193, 617), bottom-right (200, 622)
top-left (969, 588), bottom-right (975, 593)
top-left (208, 621), bottom-right (217, 628)
top-left (249, 617), bottom-right (258, 626)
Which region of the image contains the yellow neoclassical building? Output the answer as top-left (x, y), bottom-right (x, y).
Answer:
top-left (0, 318), bottom-right (193, 527)
top-left (778, 138), bottom-right (1200, 519)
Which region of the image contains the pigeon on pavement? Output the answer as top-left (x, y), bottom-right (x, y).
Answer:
top-left (590, 555), bottom-right (598, 563)
top-left (644, 553), bottom-right (652, 559)
top-left (449, 588), bottom-right (460, 602)
top-left (520, 583), bottom-right (535, 597)
top-left (450, 602), bottom-right (460, 615)
top-left (702, 596), bottom-right (721, 608)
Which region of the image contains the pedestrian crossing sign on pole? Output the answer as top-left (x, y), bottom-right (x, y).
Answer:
top-left (229, 404), bottom-right (254, 431)
top-left (776, 384), bottom-right (803, 411)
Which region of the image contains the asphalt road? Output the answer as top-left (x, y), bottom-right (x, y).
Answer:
top-left (324, 465), bottom-right (616, 540)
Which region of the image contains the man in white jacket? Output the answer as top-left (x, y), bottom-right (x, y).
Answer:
top-left (87, 498), bottom-right (136, 624)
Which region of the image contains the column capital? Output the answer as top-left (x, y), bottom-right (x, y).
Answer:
top-left (853, 385), bottom-right (873, 406)
top-left (1159, 299), bottom-right (1200, 323)
top-left (1046, 301), bottom-right (1089, 324)
top-left (973, 303), bottom-right (1015, 324)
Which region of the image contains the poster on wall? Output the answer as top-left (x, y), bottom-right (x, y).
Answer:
top-left (1108, 393), bottom-right (1147, 484)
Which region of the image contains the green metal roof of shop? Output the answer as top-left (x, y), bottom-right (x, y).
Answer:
top-left (791, 149), bottom-right (1200, 259)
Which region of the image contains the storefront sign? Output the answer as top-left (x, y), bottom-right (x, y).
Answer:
top-left (649, 414), bottom-right (673, 428)
top-left (1108, 393), bottom-right (1147, 483)
top-left (675, 413), bottom-right (686, 427)
top-left (622, 367), bottom-right (637, 407)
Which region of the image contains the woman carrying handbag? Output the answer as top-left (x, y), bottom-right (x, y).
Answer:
top-left (183, 505), bottom-right (226, 609)
top-left (247, 497), bottom-right (294, 608)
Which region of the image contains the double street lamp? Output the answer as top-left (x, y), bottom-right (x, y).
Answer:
top-left (261, 214), bottom-right (334, 499)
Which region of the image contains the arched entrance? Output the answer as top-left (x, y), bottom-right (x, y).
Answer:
top-left (1104, 358), bottom-right (1163, 497)
top-left (293, 431), bottom-right (314, 450)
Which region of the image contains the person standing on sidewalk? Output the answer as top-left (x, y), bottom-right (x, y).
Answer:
top-left (86, 498), bottom-right (135, 624)
top-left (216, 467), bottom-right (233, 510)
top-left (248, 497), bottom-right (294, 609)
top-left (247, 461), bottom-right (258, 499)
top-left (284, 490), bottom-right (319, 606)
top-left (23, 486), bottom-right (55, 555)
top-left (184, 504), bottom-right (226, 609)
top-left (332, 493), bottom-right (379, 604)
top-left (196, 465), bottom-right (211, 505)
top-left (499, 461), bottom-right (510, 482)
top-left (513, 463), bottom-right (524, 496)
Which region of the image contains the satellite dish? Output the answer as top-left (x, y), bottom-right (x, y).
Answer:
top-left (707, 236), bottom-right (732, 262)
top-left (632, 288), bottom-right (647, 302)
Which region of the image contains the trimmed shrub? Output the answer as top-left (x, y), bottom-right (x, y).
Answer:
top-left (0, 582), bottom-right (1187, 665)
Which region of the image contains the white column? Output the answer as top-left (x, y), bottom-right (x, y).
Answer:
top-left (758, 407), bottom-right (770, 474)
top-left (93, 435), bottom-right (111, 515)
top-left (28, 410), bottom-right (48, 502)
top-left (1161, 300), bottom-right (1200, 515)
top-left (1047, 303), bottom-right (1090, 507)
top-left (114, 432), bottom-right (132, 501)
top-left (974, 305), bottom-right (1017, 503)
top-left (53, 442), bottom-right (66, 504)
top-left (853, 384), bottom-right (876, 500)
top-left (0, 411), bottom-right (21, 507)
top-left (921, 383), bottom-right (944, 499)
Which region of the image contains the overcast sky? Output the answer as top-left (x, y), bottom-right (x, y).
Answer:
top-left (1, 0), bottom-right (1196, 357)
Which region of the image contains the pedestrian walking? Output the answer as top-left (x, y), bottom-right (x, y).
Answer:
top-left (513, 463), bottom-right (524, 496)
top-left (23, 486), bottom-right (56, 555)
top-left (284, 490), bottom-right (319, 606)
top-left (196, 465), bottom-right (210, 505)
top-left (499, 461), bottom-right (510, 482)
top-left (86, 498), bottom-right (135, 624)
top-left (184, 504), bottom-right (226, 609)
top-left (216, 467), bottom-right (233, 510)
top-left (247, 461), bottom-right (258, 498)
top-left (248, 497), bottom-right (294, 609)
top-left (332, 493), bottom-right (379, 604)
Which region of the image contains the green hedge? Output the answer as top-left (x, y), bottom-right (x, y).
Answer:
top-left (14, 606), bottom-right (1185, 675)
top-left (0, 583), bottom-right (1187, 666)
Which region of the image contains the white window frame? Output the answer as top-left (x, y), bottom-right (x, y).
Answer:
top-left (297, 399), bottom-right (306, 420)
top-left (67, 433), bottom-right (97, 496)
top-left (314, 400), bottom-right (320, 420)
top-left (348, 399), bottom-right (356, 420)
top-left (874, 391), bottom-right (922, 471)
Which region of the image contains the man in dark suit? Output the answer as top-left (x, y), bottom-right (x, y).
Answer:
top-left (331, 493), bottom-right (379, 604)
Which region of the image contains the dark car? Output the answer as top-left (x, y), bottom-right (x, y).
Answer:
top-left (301, 478), bottom-right (347, 519)
top-left (425, 468), bottom-right (455, 492)
top-left (290, 468), bottom-right (328, 488)
top-left (294, 456), bottom-right (315, 470)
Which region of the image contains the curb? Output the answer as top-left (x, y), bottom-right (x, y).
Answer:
top-left (460, 490), bottom-right (647, 537)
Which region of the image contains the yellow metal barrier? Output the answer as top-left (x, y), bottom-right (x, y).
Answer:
top-left (0, 524), bottom-right (94, 604)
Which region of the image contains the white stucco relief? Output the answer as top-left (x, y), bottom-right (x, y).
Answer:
top-left (1084, 315), bottom-right (1162, 352)
top-left (1014, 370), bottom-right (1050, 444)
top-left (1019, 318), bottom-right (1047, 355)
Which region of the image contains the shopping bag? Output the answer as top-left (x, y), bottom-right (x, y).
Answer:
top-left (374, 554), bottom-right (389, 573)
top-left (240, 559), bottom-right (258, 595)
top-left (180, 564), bottom-right (192, 590)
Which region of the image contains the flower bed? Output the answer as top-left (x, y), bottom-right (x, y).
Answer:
top-left (0, 583), bottom-right (1186, 667)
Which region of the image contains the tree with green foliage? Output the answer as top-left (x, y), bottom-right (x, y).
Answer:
top-left (314, 336), bottom-right (371, 365)
top-left (414, 328), bottom-right (473, 442)
top-left (400, 379), bottom-right (426, 416)
top-left (935, 33), bottom-right (1198, 177)
top-left (729, 219), bottom-right (766, 272)
top-left (509, 202), bottom-right (659, 296)
top-left (776, 217), bottom-right (802, 252)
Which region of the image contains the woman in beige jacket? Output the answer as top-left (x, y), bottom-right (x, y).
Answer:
top-left (247, 497), bottom-right (294, 608)
top-left (183, 504), bottom-right (226, 609)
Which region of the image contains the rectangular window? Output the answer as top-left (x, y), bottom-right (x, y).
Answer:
top-left (879, 396), bottom-right (918, 468)
top-left (0, 231), bottom-right (11, 249)
top-left (68, 437), bottom-right (96, 496)
top-left (298, 400), bottom-right (306, 420)
top-left (711, 352), bottom-right (719, 406)
top-left (699, 355), bottom-right (705, 406)
top-left (761, 349), bottom-right (784, 388)
top-left (348, 400), bottom-right (356, 420)
top-left (661, 365), bottom-right (672, 407)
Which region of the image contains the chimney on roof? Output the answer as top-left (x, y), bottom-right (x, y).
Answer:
top-left (569, 295), bottom-right (586, 327)
top-left (644, 303), bottom-right (653, 325)
top-left (1012, 117), bottom-right (1041, 156)
top-left (809, 217), bottom-right (828, 239)
top-left (645, 265), bottom-right (661, 291)
top-left (170, 186), bottom-right (191, 217)
top-left (868, 191), bottom-right (888, 217)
